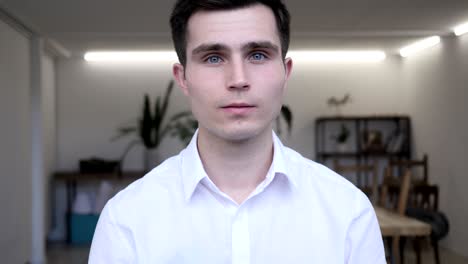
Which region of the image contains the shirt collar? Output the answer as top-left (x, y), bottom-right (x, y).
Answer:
top-left (270, 131), bottom-right (298, 189)
top-left (181, 130), bottom-right (209, 202)
top-left (180, 130), bottom-right (297, 202)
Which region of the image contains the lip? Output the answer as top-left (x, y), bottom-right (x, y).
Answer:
top-left (220, 103), bottom-right (256, 115)
top-left (222, 103), bottom-right (254, 108)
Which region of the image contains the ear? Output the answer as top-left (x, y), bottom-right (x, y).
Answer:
top-left (173, 63), bottom-right (189, 96)
top-left (280, 57), bottom-right (293, 93)
top-left (283, 57), bottom-right (293, 81)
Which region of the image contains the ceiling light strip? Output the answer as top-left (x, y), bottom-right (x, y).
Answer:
top-left (399, 36), bottom-right (441, 58)
top-left (454, 22), bottom-right (468, 36)
top-left (84, 51), bottom-right (178, 62)
top-left (287, 51), bottom-right (386, 62)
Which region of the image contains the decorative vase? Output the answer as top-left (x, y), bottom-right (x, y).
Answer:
top-left (143, 148), bottom-right (162, 172)
top-left (336, 142), bottom-right (349, 153)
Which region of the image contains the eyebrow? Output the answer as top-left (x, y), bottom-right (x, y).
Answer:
top-left (243, 41), bottom-right (279, 53)
top-left (192, 43), bottom-right (229, 56)
top-left (191, 41), bottom-right (280, 56)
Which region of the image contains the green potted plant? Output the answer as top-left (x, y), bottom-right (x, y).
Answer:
top-left (112, 80), bottom-right (197, 171)
top-left (332, 124), bottom-right (350, 152)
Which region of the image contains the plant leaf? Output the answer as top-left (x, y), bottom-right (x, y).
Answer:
top-left (169, 111), bottom-right (192, 121)
top-left (280, 105), bottom-right (293, 135)
top-left (141, 94), bottom-right (155, 148)
top-left (160, 80), bottom-right (174, 121)
top-left (110, 126), bottom-right (137, 141)
top-left (154, 80), bottom-right (174, 146)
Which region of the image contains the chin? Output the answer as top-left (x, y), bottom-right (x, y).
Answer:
top-left (223, 131), bottom-right (258, 142)
top-left (215, 125), bottom-right (271, 143)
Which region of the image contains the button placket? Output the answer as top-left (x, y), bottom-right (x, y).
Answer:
top-left (231, 206), bottom-right (250, 264)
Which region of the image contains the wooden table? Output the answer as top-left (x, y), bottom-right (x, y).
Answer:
top-left (376, 207), bottom-right (431, 264)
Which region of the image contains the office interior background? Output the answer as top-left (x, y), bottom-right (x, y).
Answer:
top-left (1, 0), bottom-right (468, 263)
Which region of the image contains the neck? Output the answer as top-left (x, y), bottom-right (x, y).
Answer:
top-left (197, 128), bottom-right (274, 204)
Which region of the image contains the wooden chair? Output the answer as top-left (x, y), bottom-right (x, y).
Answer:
top-left (405, 184), bottom-right (441, 264)
top-left (387, 154), bottom-right (428, 186)
top-left (380, 169), bottom-right (412, 264)
top-left (380, 168), bottom-right (412, 215)
top-left (409, 184), bottom-right (439, 211)
top-left (379, 156), bottom-right (429, 216)
top-left (333, 160), bottom-right (379, 204)
top-left (383, 155), bottom-right (433, 264)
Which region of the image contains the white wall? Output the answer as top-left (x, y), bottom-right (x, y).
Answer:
top-left (0, 19), bottom-right (32, 264)
top-left (41, 51), bottom-right (56, 257)
top-left (42, 54), bottom-right (56, 187)
top-left (0, 17), bottom-right (56, 263)
top-left (403, 35), bottom-right (468, 257)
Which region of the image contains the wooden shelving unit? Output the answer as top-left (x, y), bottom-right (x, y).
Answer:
top-left (315, 115), bottom-right (412, 165)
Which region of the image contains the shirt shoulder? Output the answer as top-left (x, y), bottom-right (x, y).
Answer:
top-left (282, 146), bottom-right (371, 215)
top-left (284, 146), bottom-right (359, 192)
top-left (104, 154), bottom-right (184, 222)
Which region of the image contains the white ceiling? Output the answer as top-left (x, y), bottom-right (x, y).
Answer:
top-left (2, 0), bottom-right (468, 56)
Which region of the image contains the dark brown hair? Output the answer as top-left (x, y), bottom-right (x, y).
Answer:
top-left (170, 0), bottom-right (290, 66)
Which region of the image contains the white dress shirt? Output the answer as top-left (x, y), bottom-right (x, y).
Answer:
top-left (89, 131), bottom-right (386, 263)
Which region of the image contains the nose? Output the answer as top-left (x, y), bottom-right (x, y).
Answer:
top-left (226, 58), bottom-right (249, 90)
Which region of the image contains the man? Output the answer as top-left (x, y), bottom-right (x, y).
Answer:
top-left (89, 0), bottom-right (386, 263)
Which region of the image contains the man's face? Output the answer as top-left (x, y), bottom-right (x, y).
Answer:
top-left (173, 4), bottom-right (292, 142)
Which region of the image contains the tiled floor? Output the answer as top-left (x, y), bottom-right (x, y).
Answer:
top-left (47, 243), bottom-right (468, 264)
top-left (401, 245), bottom-right (468, 264)
top-left (47, 244), bottom-right (89, 264)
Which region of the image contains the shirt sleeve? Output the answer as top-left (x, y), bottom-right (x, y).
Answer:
top-left (345, 193), bottom-right (386, 264)
top-left (88, 201), bottom-right (135, 263)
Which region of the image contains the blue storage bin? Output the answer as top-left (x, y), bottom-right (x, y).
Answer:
top-left (70, 213), bottom-right (100, 244)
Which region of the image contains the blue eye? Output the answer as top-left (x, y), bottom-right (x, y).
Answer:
top-left (251, 52), bottom-right (266, 61)
top-left (206, 55), bottom-right (222, 64)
